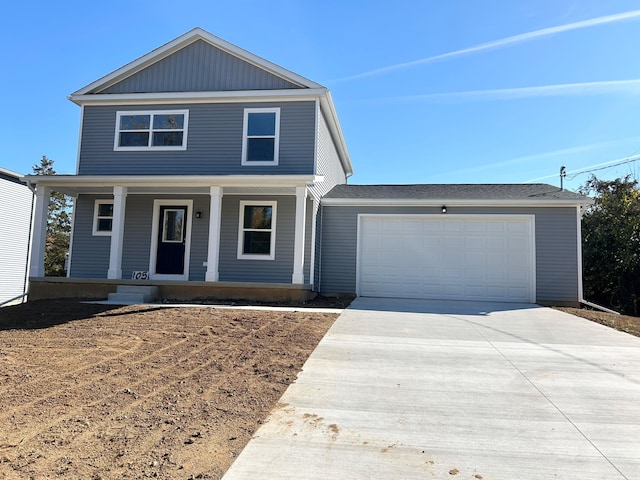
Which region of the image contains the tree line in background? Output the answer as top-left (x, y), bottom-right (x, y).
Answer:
top-left (33, 156), bottom-right (71, 277)
top-left (580, 174), bottom-right (640, 316)
top-left (31, 156), bottom-right (639, 316)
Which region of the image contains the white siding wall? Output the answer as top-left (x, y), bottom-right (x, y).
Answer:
top-left (0, 176), bottom-right (33, 304)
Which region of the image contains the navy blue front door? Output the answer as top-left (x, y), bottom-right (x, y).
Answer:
top-left (156, 206), bottom-right (187, 275)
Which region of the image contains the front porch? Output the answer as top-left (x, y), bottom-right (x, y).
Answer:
top-left (28, 277), bottom-right (316, 303)
top-left (23, 174), bottom-right (324, 295)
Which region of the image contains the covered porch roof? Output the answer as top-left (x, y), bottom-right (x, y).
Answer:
top-left (21, 174), bottom-right (324, 196)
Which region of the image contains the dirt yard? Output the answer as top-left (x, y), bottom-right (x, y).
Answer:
top-left (0, 300), bottom-right (339, 479)
top-left (556, 306), bottom-right (640, 338)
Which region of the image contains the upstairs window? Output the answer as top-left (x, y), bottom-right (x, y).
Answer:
top-left (114, 110), bottom-right (188, 150)
top-left (242, 108), bottom-right (280, 165)
top-left (237, 201), bottom-right (277, 260)
top-left (93, 200), bottom-right (114, 236)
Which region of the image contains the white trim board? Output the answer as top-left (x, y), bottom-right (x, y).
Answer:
top-left (322, 198), bottom-right (591, 207)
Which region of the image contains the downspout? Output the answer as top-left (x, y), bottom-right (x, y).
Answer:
top-left (22, 180), bottom-right (37, 303)
top-left (576, 203), bottom-right (620, 315)
top-left (317, 201), bottom-right (324, 294)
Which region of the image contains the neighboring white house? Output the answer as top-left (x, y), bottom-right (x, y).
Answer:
top-left (0, 167), bottom-right (33, 305)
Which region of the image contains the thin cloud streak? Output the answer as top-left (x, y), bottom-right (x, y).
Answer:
top-left (333, 10), bottom-right (640, 83)
top-left (446, 138), bottom-right (640, 177)
top-left (387, 79), bottom-right (640, 103)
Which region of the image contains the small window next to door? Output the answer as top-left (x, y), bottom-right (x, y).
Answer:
top-left (237, 201), bottom-right (277, 260)
top-left (93, 200), bottom-right (114, 236)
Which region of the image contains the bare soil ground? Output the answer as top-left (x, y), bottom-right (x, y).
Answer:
top-left (0, 300), bottom-right (340, 479)
top-left (555, 307), bottom-right (640, 337)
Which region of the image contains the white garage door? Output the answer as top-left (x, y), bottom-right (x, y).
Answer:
top-left (358, 215), bottom-right (535, 303)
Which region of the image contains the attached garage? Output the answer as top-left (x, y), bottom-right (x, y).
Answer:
top-left (358, 215), bottom-right (535, 302)
top-left (319, 184), bottom-right (593, 306)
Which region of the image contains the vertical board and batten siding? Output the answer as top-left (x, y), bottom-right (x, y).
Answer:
top-left (71, 194), bottom-right (306, 284)
top-left (0, 174), bottom-right (32, 303)
top-left (99, 40), bottom-right (301, 94)
top-left (320, 205), bottom-right (580, 304)
top-left (79, 101), bottom-right (316, 176)
top-left (218, 195), bottom-right (296, 283)
top-left (308, 109), bottom-right (348, 287)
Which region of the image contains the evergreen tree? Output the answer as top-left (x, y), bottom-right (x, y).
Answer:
top-left (32, 156), bottom-right (72, 276)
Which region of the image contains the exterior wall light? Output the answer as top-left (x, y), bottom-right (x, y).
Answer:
top-left (195, 211), bottom-right (202, 218)
top-left (441, 206), bottom-right (447, 214)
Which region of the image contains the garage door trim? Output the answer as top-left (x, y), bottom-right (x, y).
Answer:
top-left (356, 214), bottom-right (536, 303)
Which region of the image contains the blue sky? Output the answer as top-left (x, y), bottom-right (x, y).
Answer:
top-left (3, 0), bottom-right (640, 191)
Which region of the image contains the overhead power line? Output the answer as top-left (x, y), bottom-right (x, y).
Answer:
top-left (524, 153), bottom-right (640, 183)
top-left (565, 155), bottom-right (640, 180)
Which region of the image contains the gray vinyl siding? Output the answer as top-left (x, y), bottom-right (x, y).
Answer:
top-left (219, 195), bottom-right (295, 283)
top-left (0, 176), bottom-right (32, 303)
top-left (78, 101), bottom-right (316, 175)
top-left (308, 109), bottom-right (347, 289)
top-left (99, 40), bottom-right (301, 94)
top-left (119, 195), bottom-right (210, 280)
top-left (313, 206), bottom-right (323, 288)
top-left (71, 194), bottom-right (211, 280)
top-left (319, 205), bottom-right (580, 304)
top-left (69, 195), bottom-right (111, 278)
top-left (70, 193), bottom-right (314, 284)
top-left (308, 108), bottom-right (347, 203)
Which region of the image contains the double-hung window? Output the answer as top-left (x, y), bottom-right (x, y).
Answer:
top-left (93, 200), bottom-right (114, 236)
top-left (114, 110), bottom-right (189, 150)
top-left (241, 108), bottom-right (280, 165)
top-left (237, 201), bottom-right (277, 260)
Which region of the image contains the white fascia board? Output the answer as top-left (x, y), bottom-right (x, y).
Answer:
top-left (22, 174), bottom-right (324, 189)
top-left (72, 27), bottom-right (322, 96)
top-left (0, 167), bottom-right (24, 179)
top-left (69, 88), bottom-right (327, 106)
top-left (319, 92), bottom-right (353, 176)
top-left (321, 197), bottom-right (593, 207)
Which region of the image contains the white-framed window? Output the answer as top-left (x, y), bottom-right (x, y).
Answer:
top-left (237, 201), bottom-right (277, 260)
top-left (241, 108), bottom-right (280, 165)
top-left (114, 110), bottom-right (189, 151)
top-left (93, 200), bottom-right (114, 236)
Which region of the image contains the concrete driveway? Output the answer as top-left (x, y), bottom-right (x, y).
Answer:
top-left (222, 298), bottom-right (640, 479)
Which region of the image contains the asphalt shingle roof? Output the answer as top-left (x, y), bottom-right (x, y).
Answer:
top-left (324, 183), bottom-right (588, 201)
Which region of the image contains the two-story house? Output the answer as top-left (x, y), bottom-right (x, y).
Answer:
top-left (25, 28), bottom-right (591, 306)
top-left (25, 28), bottom-right (350, 302)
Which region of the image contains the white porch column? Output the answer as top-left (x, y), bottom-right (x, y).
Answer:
top-left (205, 186), bottom-right (223, 282)
top-left (292, 186), bottom-right (307, 284)
top-left (107, 186), bottom-right (127, 279)
top-left (29, 185), bottom-right (50, 277)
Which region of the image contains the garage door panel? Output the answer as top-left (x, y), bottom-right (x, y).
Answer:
top-left (359, 216), bottom-right (534, 303)
top-left (444, 221), bottom-right (465, 232)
